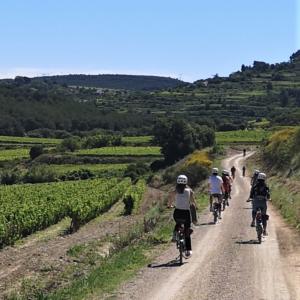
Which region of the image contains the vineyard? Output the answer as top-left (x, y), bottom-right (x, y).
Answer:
top-left (0, 148), bottom-right (29, 161)
top-left (76, 146), bottom-right (161, 156)
top-left (0, 135), bottom-right (61, 145)
top-left (0, 177), bottom-right (148, 247)
top-left (50, 163), bottom-right (129, 175)
top-left (215, 130), bottom-right (269, 144)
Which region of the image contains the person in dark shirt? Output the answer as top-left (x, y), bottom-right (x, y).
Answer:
top-left (249, 172), bottom-right (271, 235)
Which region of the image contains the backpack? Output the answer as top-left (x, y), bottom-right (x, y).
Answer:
top-left (254, 183), bottom-right (268, 198)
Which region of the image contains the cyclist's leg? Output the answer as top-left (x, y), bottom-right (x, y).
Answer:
top-left (261, 205), bottom-right (268, 234)
top-left (183, 211), bottom-right (192, 251)
top-left (251, 201), bottom-right (258, 226)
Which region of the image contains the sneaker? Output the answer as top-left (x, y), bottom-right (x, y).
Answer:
top-left (185, 250), bottom-right (192, 257)
top-left (226, 201), bottom-right (229, 206)
top-left (263, 230), bottom-right (268, 236)
top-left (251, 221), bottom-right (255, 227)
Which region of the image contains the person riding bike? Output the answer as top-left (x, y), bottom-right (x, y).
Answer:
top-left (231, 166), bottom-right (236, 179)
top-left (168, 175), bottom-right (197, 257)
top-left (251, 169), bottom-right (260, 186)
top-left (221, 170), bottom-right (231, 205)
top-left (243, 148), bottom-right (246, 157)
top-left (209, 168), bottom-right (224, 217)
top-left (249, 172), bottom-right (271, 235)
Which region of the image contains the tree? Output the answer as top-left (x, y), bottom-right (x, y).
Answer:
top-left (153, 120), bottom-right (215, 165)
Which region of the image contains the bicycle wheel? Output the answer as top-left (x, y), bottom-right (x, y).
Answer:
top-left (179, 241), bottom-right (184, 265)
top-left (213, 211), bottom-right (218, 224)
top-left (257, 225), bottom-right (263, 244)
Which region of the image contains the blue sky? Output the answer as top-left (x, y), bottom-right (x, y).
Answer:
top-left (0, 0), bottom-right (299, 82)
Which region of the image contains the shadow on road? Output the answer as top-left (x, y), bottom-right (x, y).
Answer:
top-left (148, 259), bottom-right (187, 268)
top-left (235, 239), bottom-right (261, 245)
top-left (199, 222), bottom-right (216, 226)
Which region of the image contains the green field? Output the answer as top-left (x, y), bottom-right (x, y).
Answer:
top-left (0, 148), bottom-right (29, 161)
top-left (122, 136), bottom-right (153, 145)
top-left (76, 146), bottom-right (161, 156)
top-left (216, 130), bottom-right (270, 144)
top-left (0, 135), bottom-right (61, 145)
top-left (51, 163), bottom-right (129, 174)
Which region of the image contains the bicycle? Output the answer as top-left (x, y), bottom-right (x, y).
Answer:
top-left (174, 220), bottom-right (187, 265)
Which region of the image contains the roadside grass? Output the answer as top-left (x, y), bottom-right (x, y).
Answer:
top-left (246, 152), bottom-right (300, 230)
top-left (268, 179), bottom-right (300, 230)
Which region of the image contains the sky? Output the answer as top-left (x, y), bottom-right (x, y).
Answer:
top-left (0, 0), bottom-right (299, 82)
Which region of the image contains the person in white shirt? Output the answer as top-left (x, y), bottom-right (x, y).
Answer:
top-left (209, 168), bottom-right (224, 214)
top-left (168, 175), bottom-right (197, 257)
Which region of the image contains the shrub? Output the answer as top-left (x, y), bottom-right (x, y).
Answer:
top-left (0, 170), bottom-right (20, 185)
top-left (29, 145), bottom-right (44, 160)
top-left (124, 162), bottom-right (150, 182)
top-left (24, 165), bottom-right (57, 183)
top-left (60, 169), bottom-right (95, 181)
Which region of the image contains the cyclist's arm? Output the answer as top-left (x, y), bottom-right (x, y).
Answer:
top-left (167, 191), bottom-right (175, 207)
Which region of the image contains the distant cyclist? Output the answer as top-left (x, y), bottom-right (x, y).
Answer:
top-left (249, 172), bottom-right (271, 235)
top-left (231, 166), bottom-right (236, 179)
top-left (168, 175), bottom-right (197, 257)
top-left (243, 148), bottom-right (246, 157)
top-left (242, 166), bottom-right (246, 177)
top-left (209, 168), bottom-right (224, 216)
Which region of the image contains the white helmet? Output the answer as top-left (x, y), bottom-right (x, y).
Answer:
top-left (177, 174), bottom-right (188, 184)
top-left (222, 169), bottom-right (229, 175)
top-left (257, 172), bottom-right (266, 180)
top-left (212, 167), bottom-right (219, 174)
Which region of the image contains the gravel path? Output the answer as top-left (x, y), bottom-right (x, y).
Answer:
top-left (114, 152), bottom-right (300, 300)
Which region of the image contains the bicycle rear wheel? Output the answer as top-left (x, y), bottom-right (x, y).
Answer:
top-left (179, 241), bottom-right (184, 265)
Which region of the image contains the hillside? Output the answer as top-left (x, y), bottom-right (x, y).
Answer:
top-left (30, 74), bottom-right (186, 91)
top-left (0, 50), bottom-right (299, 136)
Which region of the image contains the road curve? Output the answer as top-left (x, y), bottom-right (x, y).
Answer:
top-left (114, 152), bottom-right (300, 300)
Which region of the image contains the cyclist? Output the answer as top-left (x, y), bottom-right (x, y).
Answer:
top-left (168, 175), bottom-right (197, 257)
top-left (249, 172), bottom-right (271, 235)
top-left (251, 169), bottom-right (260, 186)
top-left (242, 166), bottom-right (246, 177)
top-left (221, 170), bottom-right (231, 206)
top-left (209, 168), bottom-right (224, 217)
top-left (231, 166), bottom-right (236, 179)
top-left (243, 148), bottom-right (246, 157)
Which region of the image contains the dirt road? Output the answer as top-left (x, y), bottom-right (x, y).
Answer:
top-left (115, 152), bottom-right (300, 300)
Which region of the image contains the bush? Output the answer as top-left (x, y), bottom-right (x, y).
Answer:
top-left (0, 170), bottom-right (20, 185)
top-left (60, 137), bottom-right (81, 152)
top-left (24, 165), bottom-right (57, 183)
top-left (124, 162), bottom-right (150, 182)
top-left (29, 145), bottom-right (44, 160)
top-left (60, 169), bottom-right (95, 181)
